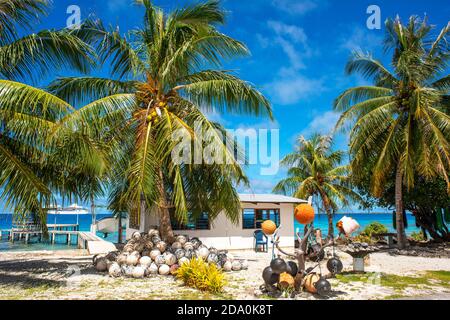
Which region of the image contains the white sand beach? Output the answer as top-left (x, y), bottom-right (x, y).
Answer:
top-left (0, 248), bottom-right (448, 300)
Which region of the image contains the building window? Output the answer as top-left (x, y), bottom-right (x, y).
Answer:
top-left (242, 209), bottom-right (280, 229)
top-left (171, 212), bottom-right (210, 231)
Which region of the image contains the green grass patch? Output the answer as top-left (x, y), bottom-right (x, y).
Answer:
top-left (336, 272), bottom-right (430, 290)
top-left (425, 271), bottom-right (450, 283)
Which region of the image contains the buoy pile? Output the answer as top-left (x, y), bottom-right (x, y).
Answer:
top-left (262, 258), bottom-right (299, 292)
top-left (261, 257), bottom-right (338, 297)
top-left (93, 230), bottom-right (248, 278)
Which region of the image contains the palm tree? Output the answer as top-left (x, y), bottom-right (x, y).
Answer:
top-left (49, 0), bottom-right (272, 241)
top-left (334, 16), bottom-right (450, 248)
top-left (0, 0), bottom-right (97, 228)
top-left (273, 134), bottom-right (362, 238)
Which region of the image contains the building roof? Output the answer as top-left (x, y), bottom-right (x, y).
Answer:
top-left (238, 194), bottom-right (307, 204)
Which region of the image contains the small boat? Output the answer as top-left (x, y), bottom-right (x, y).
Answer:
top-left (94, 216), bottom-right (120, 238)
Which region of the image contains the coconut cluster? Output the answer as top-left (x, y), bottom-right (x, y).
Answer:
top-left (93, 230), bottom-right (248, 279)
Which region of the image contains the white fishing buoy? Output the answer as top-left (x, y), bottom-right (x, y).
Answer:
top-left (131, 231), bottom-right (141, 241)
top-left (171, 242), bottom-right (182, 250)
top-left (164, 253), bottom-right (177, 266)
top-left (338, 216), bottom-right (360, 236)
top-left (232, 260), bottom-right (242, 271)
top-left (158, 264), bottom-right (170, 275)
top-left (117, 253), bottom-right (128, 265)
top-left (132, 266), bottom-right (145, 278)
top-left (183, 242), bottom-right (194, 251)
top-left (223, 261), bottom-right (232, 272)
top-left (149, 249), bottom-right (161, 261)
top-left (108, 262), bottom-right (122, 277)
top-left (156, 241), bottom-right (167, 253)
top-left (207, 253), bottom-right (218, 264)
top-left (176, 235), bottom-right (187, 245)
top-left (148, 263), bottom-right (159, 275)
top-left (139, 256), bottom-right (152, 267)
top-left (124, 266), bottom-right (134, 277)
top-left (123, 243), bottom-right (134, 253)
top-left (144, 239), bottom-right (154, 250)
top-left (134, 243), bottom-right (145, 253)
top-left (155, 255), bottom-right (165, 265)
top-left (197, 247), bottom-right (209, 260)
top-left (126, 253), bottom-right (140, 266)
top-left (148, 229), bottom-right (159, 237)
top-left (95, 257), bottom-right (108, 272)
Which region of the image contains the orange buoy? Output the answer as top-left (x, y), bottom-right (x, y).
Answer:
top-left (261, 220), bottom-right (277, 235)
top-left (294, 204), bottom-right (315, 225)
top-left (303, 273), bottom-right (320, 293)
top-left (278, 272), bottom-right (295, 290)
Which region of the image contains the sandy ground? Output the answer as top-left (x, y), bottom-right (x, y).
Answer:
top-left (0, 248), bottom-right (449, 300)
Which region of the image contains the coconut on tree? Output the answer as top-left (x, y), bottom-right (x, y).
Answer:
top-left (334, 16), bottom-right (450, 248)
top-left (0, 0), bottom-right (98, 228)
top-left (273, 134), bottom-right (362, 239)
top-left (49, 0), bottom-right (272, 241)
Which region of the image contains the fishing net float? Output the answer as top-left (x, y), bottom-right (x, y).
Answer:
top-left (260, 203), bottom-right (344, 298)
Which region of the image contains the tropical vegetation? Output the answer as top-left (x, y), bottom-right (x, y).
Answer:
top-left (47, 0), bottom-right (272, 241)
top-left (0, 0), bottom-right (101, 230)
top-left (176, 258), bottom-right (227, 293)
top-left (334, 16), bottom-right (450, 248)
top-left (273, 134), bottom-right (362, 238)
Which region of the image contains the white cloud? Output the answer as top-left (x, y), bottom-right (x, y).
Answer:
top-left (300, 111), bottom-right (341, 137)
top-left (267, 21), bottom-right (308, 43)
top-left (266, 75), bottom-right (325, 105)
top-left (272, 0), bottom-right (324, 15)
top-left (267, 20), bottom-right (311, 70)
top-left (338, 27), bottom-right (383, 52)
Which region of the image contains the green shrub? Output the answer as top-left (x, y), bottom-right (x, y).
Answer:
top-left (361, 222), bottom-right (388, 237)
top-left (352, 222), bottom-right (388, 243)
top-left (176, 258), bottom-right (226, 294)
top-left (410, 231), bottom-right (426, 241)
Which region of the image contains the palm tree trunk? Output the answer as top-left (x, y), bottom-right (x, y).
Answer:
top-left (90, 195), bottom-right (96, 229)
top-left (118, 213), bottom-right (123, 244)
top-left (319, 190), bottom-right (334, 238)
top-left (157, 169), bottom-right (174, 242)
top-left (395, 165), bottom-right (408, 249)
top-left (324, 205), bottom-right (334, 239)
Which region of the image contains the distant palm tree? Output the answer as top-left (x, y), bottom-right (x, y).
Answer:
top-left (273, 134), bottom-right (362, 238)
top-left (0, 0), bottom-right (96, 227)
top-left (49, 0), bottom-right (272, 240)
top-left (334, 16), bottom-right (450, 248)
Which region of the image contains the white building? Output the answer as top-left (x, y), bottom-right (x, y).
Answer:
top-left (126, 194), bottom-right (306, 250)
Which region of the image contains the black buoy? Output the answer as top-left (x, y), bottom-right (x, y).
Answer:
top-left (308, 244), bottom-right (325, 261)
top-left (262, 266), bottom-right (280, 285)
top-left (315, 277), bottom-right (331, 297)
top-left (286, 261), bottom-right (298, 277)
top-left (270, 258), bottom-right (287, 274)
top-left (326, 257), bottom-right (343, 274)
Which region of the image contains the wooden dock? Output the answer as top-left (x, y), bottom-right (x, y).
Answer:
top-left (1, 224), bottom-right (117, 254)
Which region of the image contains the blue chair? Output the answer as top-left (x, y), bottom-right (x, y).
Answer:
top-left (253, 230), bottom-right (268, 252)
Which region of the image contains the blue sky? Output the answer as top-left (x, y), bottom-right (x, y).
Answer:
top-left (18, 0), bottom-right (450, 210)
